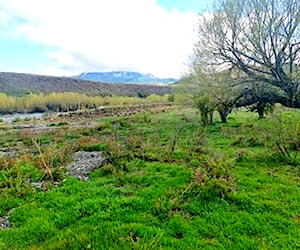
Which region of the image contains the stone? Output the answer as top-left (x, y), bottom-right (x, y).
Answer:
top-left (0, 216), bottom-right (11, 230)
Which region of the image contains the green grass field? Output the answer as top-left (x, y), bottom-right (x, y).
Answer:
top-left (0, 107), bottom-right (299, 249)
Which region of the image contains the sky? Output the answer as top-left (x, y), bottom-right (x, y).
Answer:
top-left (0, 0), bottom-right (214, 78)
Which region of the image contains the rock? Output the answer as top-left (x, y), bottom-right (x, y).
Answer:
top-left (0, 208), bottom-right (16, 230)
top-left (30, 181), bottom-right (44, 189)
top-left (67, 151), bottom-right (106, 181)
top-left (0, 216), bottom-right (10, 230)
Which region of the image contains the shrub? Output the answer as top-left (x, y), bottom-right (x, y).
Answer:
top-left (32, 133), bottom-right (75, 181)
top-left (167, 94), bottom-right (175, 102)
top-left (137, 92), bottom-right (148, 99)
top-left (183, 153), bottom-right (236, 199)
top-left (265, 111), bottom-right (300, 167)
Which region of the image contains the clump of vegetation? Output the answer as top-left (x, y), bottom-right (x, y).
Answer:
top-left (265, 111), bottom-right (300, 167)
top-left (184, 153), bottom-right (236, 199)
top-left (137, 92), bottom-right (148, 99)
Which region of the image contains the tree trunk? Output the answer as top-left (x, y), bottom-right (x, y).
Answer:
top-left (201, 112), bottom-right (209, 126)
top-left (217, 103), bottom-right (232, 123)
top-left (218, 110), bottom-right (227, 123)
top-left (209, 111), bottom-right (214, 124)
top-left (257, 103), bottom-right (265, 119)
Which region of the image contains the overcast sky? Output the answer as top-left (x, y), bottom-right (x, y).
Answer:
top-left (0, 0), bottom-right (214, 78)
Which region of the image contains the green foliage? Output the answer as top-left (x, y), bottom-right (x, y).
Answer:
top-left (175, 68), bottom-right (238, 124)
top-left (137, 92), bottom-right (148, 99)
top-left (265, 111), bottom-right (300, 166)
top-left (79, 143), bottom-right (107, 152)
top-left (192, 0), bottom-right (300, 110)
top-left (167, 94), bottom-right (175, 102)
top-left (195, 94), bottom-right (215, 125)
top-left (0, 159), bottom-right (36, 199)
top-left (189, 153), bottom-right (236, 199)
top-left (0, 108), bottom-right (300, 249)
top-left (31, 132), bottom-right (75, 181)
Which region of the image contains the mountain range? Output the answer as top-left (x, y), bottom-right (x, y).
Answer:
top-left (75, 71), bottom-right (178, 84)
top-left (0, 72), bottom-right (171, 96)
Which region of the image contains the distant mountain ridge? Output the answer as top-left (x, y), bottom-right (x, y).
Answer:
top-left (75, 71), bottom-right (178, 84)
top-left (0, 72), bottom-right (171, 96)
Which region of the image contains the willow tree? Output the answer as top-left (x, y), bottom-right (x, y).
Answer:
top-left (175, 64), bottom-right (240, 124)
top-left (192, 64), bottom-right (242, 123)
top-left (194, 0), bottom-right (300, 109)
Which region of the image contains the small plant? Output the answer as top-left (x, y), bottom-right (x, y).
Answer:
top-left (32, 137), bottom-right (54, 180)
top-left (142, 113), bottom-right (151, 123)
top-left (0, 158), bottom-right (34, 198)
top-left (167, 94), bottom-right (175, 102)
top-left (167, 125), bottom-right (184, 156)
top-left (111, 118), bottom-right (130, 128)
top-left (189, 128), bottom-right (207, 154)
top-left (99, 162), bottom-right (128, 187)
top-left (266, 112), bottom-right (300, 167)
top-left (137, 92), bottom-right (148, 99)
top-left (183, 153), bottom-right (236, 199)
top-left (96, 121), bottom-right (112, 131)
top-left (31, 132), bottom-right (75, 181)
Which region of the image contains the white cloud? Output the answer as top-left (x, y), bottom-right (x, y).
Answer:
top-left (0, 0), bottom-right (199, 78)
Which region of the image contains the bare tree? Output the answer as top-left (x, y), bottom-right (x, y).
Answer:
top-left (194, 0), bottom-right (300, 108)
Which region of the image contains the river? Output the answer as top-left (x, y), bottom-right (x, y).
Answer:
top-left (0, 113), bottom-right (46, 123)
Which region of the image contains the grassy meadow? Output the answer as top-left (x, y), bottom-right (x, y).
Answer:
top-left (0, 105), bottom-right (299, 249)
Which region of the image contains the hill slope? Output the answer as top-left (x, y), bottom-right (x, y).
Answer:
top-left (0, 72), bottom-right (171, 96)
top-left (75, 71), bottom-right (177, 84)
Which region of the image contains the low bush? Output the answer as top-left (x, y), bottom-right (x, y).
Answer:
top-left (183, 153), bottom-right (236, 199)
